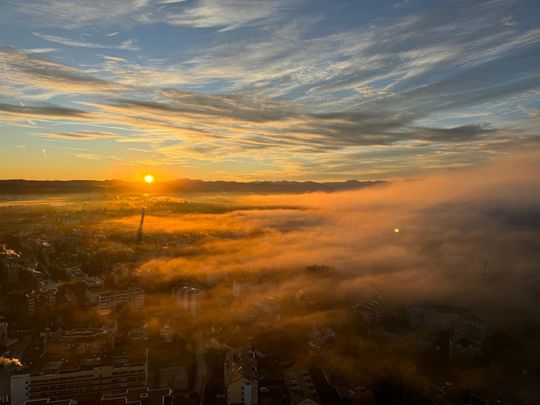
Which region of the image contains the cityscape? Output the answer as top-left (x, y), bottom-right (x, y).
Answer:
top-left (1, 167), bottom-right (540, 404)
top-left (1, 1), bottom-right (540, 404)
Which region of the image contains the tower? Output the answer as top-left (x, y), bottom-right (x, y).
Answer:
top-left (137, 207), bottom-right (145, 243)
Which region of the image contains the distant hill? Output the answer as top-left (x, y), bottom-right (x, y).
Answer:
top-left (0, 179), bottom-right (385, 194)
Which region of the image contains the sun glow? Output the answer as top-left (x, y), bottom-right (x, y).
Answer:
top-left (144, 174), bottom-right (155, 184)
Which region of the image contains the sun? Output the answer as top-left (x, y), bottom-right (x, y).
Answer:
top-left (144, 174), bottom-right (155, 184)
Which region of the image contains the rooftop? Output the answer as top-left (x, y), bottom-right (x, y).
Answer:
top-left (224, 347), bottom-right (258, 385)
top-left (101, 387), bottom-right (172, 405)
top-left (21, 352), bottom-right (147, 376)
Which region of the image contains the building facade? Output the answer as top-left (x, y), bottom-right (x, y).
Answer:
top-left (173, 286), bottom-right (205, 316)
top-left (97, 289), bottom-right (145, 315)
top-left (10, 354), bottom-right (147, 405)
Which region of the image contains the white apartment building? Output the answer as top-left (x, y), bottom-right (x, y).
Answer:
top-left (97, 289), bottom-right (144, 315)
top-left (10, 354), bottom-right (147, 405)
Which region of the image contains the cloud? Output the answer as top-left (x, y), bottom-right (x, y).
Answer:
top-left (500, 15), bottom-right (516, 26)
top-left (3, 0), bottom-right (155, 28)
top-left (164, 0), bottom-right (293, 31)
top-left (0, 41), bottom-right (535, 180)
top-left (180, 1), bottom-right (540, 105)
top-left (23, 48), bottom-right (58, 54)
top-left (394, 0), bottom-right (411, 7)
top-left (0, 82), bottom-right (528, 179)
top-left (38, 132), bottom-right (121, 140)
top-left (413, 124), bottom-right (496, 142)
top-left (374, 44), bottom-right (540, 114)
top-left (0, 102), bottom-right (87, 119)
top-left (3, 0), bottom-right (288, 31)
top-left (0, 47), bottom-right (124, 96)
top-left (99, 55), bottom-right (186, 86)
top-left (80, 94), bottom-right (506, 163)
top-left (33, 33), bottom-right (139, 51)
top-left (68, 152), bottom-right (119, 160)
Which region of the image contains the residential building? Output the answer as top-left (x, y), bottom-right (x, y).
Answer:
top-left (172, 286), bottom-right (205, 316)
top-left (407, 307), bottom-right (487, 356)
top-left (1, 360), bottom-right (21, 404)
top-left (283, 367), bottom-right (320, 405)
top-left (359, 292), bottom-right (383, 329)
top-left (25, 291), bottom-right (38, 316)
top-left (159, 325), bottom-right (174, 343)
top-left (10, 354), bottom-right (147, 405)
top-left (43, 325), bottom-right (117, 356)
top-left (225, 348), bottom-right (258, 405)
top-left (97, 289), bottom-right (144, 315)
top-left (232, 279), bottom-right (260, 299)
top-left (25, 286), bottom-right (58, 316)
top-left (67, 267), bottom-right (104, 304)
top-left (449, 321), bottom-right (487, 358)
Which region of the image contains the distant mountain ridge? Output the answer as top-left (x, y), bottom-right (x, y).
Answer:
top-left (0, 179), bottom-right (385, 194)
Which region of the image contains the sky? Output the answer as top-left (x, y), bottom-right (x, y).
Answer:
top-left (0, 0), bottom-right (539, 181)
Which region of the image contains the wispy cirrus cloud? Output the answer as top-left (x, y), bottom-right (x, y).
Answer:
top-left (2, 0), bottom-right (155, 28)
top-left (33, 33), bottom-right (139, 51)
top-left (500, 15), bottom-right (517, 26)
top-left (37, 132), bottom-right (121, 140)
top-left (0, 102), bottom-right (87, 119)
top-left (2, 0), bottom-right (289, 31)
top-left (99, 55), bottom-right (187, 86)
top-left (164, 0), bottom-right (293, 31)
top-left (68, 152), bottom-right (120, 160)
top-left (0, 47), bottom-right (125, 96)
top-left (22, 48), bottom-right (58, 54)
top-left (181, 1), bottom-right (540, 104)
